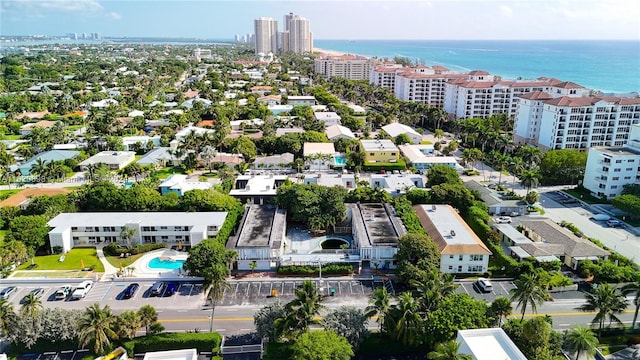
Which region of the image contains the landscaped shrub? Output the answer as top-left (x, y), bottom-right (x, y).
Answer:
top-left (103, 243), bottom-right (167, 256)
top-left (392, 196), bottom-right (425, 234)
top-left (276, 263), bottom-right (353, 275)
top-left (362, 159), bottom-right (407, 172)
top-left (123, 332), bottom-right (222, 354)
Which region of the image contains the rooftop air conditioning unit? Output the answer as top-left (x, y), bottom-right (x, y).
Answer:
top-left (432, 205), bottom-right (436, 211)
top-left (450, 230), bottom-right (456, 237)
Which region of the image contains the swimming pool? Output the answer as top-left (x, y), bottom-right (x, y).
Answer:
top-left (334, 155), bottom-right (347, 166)
top-left (147, 257), bottom-right (186, 270)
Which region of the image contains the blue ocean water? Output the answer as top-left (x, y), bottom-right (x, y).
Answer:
top-left (314, 40), bottom-right (640, 93)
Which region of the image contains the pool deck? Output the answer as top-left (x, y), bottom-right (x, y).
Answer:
top-left (112, 249), bottom-right (189, 280)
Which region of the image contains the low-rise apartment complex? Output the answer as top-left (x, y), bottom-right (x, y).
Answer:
top-left (361, 139), bottom-right (400, 164)
top-left (349, 203), bottom-right (406, 268)
top-left (415, 204), bottom-right (491, 274)
top-left (48, 212), bottom-right (228, 253)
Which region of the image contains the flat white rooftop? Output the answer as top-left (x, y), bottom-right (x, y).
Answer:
top-left (457, 328), bottom-right (527, 360)
top-left (361, 139), bottom-right (398, 152)
top-left (142, 348), bottom-right (198, 360)
top-left (48, 212), bottom-right (228, 228)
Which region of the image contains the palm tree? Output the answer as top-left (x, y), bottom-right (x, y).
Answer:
top-left (510, 272), bottom-right (548, 320)
top-left (576, 283), bottom-right (628, 337)
top-left (137, 305), bottom-right (158, 335)
top-left (77, 303), bottom-right (118, 355)
top-left (621, 277), bottom-right (640, 329)
top-left (411, 269), bottom-right (458, 312)
top-left (490, 296), bottom-right (513, 327)
top-left (365, 287), bottom-right (391, 332)
top-left (249, 260), bottom-right (258, 273)
top-left (200, 145), bottom-right (218, 173)
top-left (564, 326), bottom-right (599, 360)
top-left (0, 299), bottom-right (16, 336)
top-left (21, 292), bottom-right (43, 327)
top-left (385, 292), bottom-right (423, 346)
top-left (428, 340), bottom-right (472, 360)
top-left (119, 226), bottom-right (137, 248)
top-left (30, 158), bottom-right (49, 179)
top-left (276, 280), bottom-right (325, 337)
top-left (115, 310), bottom-right (141, 340)
top-left (204, 263), bottom-right (231, 333)
top-left (520, 169), bottom-right (541, 192)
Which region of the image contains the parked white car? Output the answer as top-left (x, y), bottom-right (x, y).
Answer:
top-left (71, 280), bottom-right (93, 299)
top-left (495, 216), bottom-right (512, 224)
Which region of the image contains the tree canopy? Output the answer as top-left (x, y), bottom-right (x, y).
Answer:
top-left (276, 183), bottom-right (347, 231)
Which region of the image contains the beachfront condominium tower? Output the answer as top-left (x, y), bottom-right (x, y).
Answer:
top-left (254, 17), bottom-right (278, 55)
top-left (284, 13), bottom-right (312, 54)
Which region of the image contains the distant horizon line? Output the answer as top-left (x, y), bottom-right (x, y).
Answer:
top-left (2, 35), bottom-right (637, 42)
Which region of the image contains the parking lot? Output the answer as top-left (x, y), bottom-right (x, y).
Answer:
top-left (219, 279), bottom-right (386, 305)
top-left (2, 281), bottom-right (206, 310)
top-left (455, 280), bottom-right (517, 302)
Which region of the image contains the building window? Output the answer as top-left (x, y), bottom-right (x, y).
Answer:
top-left (207, 226), bottom-right (218, 232)
top-left (72, 236), bottom-right (79, 241)
top-left (615, 160), bottom-right (622, 163)
top-left (449, 255), bottom-right (454, 259)
top-left (614, 168), bottom-right (621, 172)
top-left (468, 265), bottom-right (483, 272)
top-left (470, 255), bottom-right (483, 261)
top-left (71, 227), bottom-right (78, 231)
top-left (369, 153), bottom-right (374, 156)
top-left (448, 266), bottom-right (453, 270)
top-left (458, 255), bottom-right (463, 261)
top-left (611, 185), bottom-right (618, 189)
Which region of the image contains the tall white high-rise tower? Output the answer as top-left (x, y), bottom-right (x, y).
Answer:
top-left (254, 17), bottom-right (278, 55)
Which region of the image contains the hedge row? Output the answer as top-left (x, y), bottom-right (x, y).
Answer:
top-left (122, 332), bottom-right (222, 355)
top-left (214, 201), bottom-right (243, 244)
top-left (277, 263), bottom-right (353, 275)
top-left (103, 243), bottom-right (167, 256)
top-left (393, 196), bottom-right (425, 234)
top-left (362, 159), bottom-right (407, 172)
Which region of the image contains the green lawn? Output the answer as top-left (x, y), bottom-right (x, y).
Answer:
top-left (563, 187), bottom-right (607, 204)
top-left (0, 135), bottom-right (22, 140)
top-left (0, 189), bottom-right (21, 200)
top-left (420, 141), bottom-right (433, 145)
top-left (152, 167), bottom-right (186, 179)
top-left (18, 247), bottom-right (105, 272)
top-left (105, 253), bottom-right (144, 269)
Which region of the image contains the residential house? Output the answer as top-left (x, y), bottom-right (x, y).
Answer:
top-left (159, 174), bottom-right (213, 196)
top-left (181, 98), bottom-right (212, 109)
top-left (249, 86), bottom-right (273, 96)
top-left (287, 96), bottom-right (316, 106)
top-left (228, 205), bottom-right (286, 270)
top-left (122, 136), bottom-right (161, 152)
top-left (9, 150), bottom-right (80, 177)
top-left (78, 151), bottom-right (136, 171)
top-left (15, 111), bottom-right (50, 120)
top-left (48, 212), bottom-right (228, 253)
top-left (91, 99), bottom-right (119, 109)
top-left (414, 204), bottom-right (492, 274)
top-left (314, 112), bottom-right (342, 126)
top-left (517, 219), bottom-right (609, 269)
top-left (370, 174), bottom-right (425, 196)
top-left (267, 104), bottom-right (293, 115)
top-left (325, 124), bottom-right (356, 141)
top-left (465, 180), bottom-right (528, 216)
top-left (457, 328), bottom-right (528, 360)
top-left (20, 120), bottom-right (59, 136)
top-left (382, 123), bottom-right (422, 144)
top-left (360, 139), bottom-right (400, 164)
top-left (398, 144), bottom-right (460, 173)
top-left (0, 188), bottom-right (72, 209)
top-left (229, 174), bottom-right (288, 204)
top-left (200, 152), bottom-right (244, 168)
top-left (275, 127), bottom-right (304, 136)
top-left (303, 142), bottom-right (337, 170)
top-left (257, 95), bottom-right (282, 106)
top-left (304, 173), bottom-right (356, 189)
top-left (253, 153), bottom-right (295, 170)
top-left (136, 147), bottom-right (180, 168)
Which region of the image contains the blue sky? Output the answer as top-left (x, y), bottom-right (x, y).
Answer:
top-left (1, 0), bottom-right (639, 40)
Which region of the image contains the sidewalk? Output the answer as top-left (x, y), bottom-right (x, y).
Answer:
top-left (95, 247), bottom-right (120, 281)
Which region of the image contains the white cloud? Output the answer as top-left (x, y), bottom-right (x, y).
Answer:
top-left (1, 0), bottom-right (121, 20)
top-left (499, 5), bottom-right (512, 17)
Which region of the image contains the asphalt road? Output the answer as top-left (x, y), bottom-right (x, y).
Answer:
top-left (2, 279), bottom-right (637, 336)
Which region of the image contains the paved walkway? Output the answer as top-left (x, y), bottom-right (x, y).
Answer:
top-left (95, 248), bottom-right (120, 281)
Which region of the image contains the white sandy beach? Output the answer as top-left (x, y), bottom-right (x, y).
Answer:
top-left (313, 47), bottom-right (345, 56)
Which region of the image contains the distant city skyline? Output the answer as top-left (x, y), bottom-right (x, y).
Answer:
top-left (1, 0), bottom-right (638, 41)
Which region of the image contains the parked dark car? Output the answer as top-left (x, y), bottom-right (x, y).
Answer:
top-left (150, 282), bottom-right (165, 297)
top-left (165, 282), bottom-right (179, 296)
top-left (123, 283), bottom-right (139, 299)
top-left (0, 286), bottom-right (17, 300)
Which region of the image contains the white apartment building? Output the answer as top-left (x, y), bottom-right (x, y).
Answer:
top-left (583, 124), bottom-right (640, 199)
top-left (515, 96), bottom-right (640, 151)
top-left (394, 66), bottom-right (469, 107)
top-left (444, 75), bottom-right (588, 119)
top-left (48, 212), bottom-right (228, 253)
top-left (254, 17), bottom-right (278, 55)
top-left (369, 64), bottom-right (404, 93)
top-left (415, 205), bottom-right (491, 274)
top-left (314, 54), bottom-right (376, 80)
top-left (457, 329), bottom-right (527, 360)
top-left (229, 205), bottom-right (286, 271)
